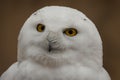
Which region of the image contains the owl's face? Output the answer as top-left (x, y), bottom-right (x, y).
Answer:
top-left (18, 6), bottom-right (102, 68)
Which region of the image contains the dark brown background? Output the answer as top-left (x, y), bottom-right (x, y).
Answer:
top-left (0, 0), bottom-right (120, 80)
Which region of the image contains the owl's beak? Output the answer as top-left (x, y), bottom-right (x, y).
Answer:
top-left (48, 43), bottom-right (52, 52)
top-left (47, 40), bottom-right (58, 52)
top-left (46, 32), bottom-right (60, 52)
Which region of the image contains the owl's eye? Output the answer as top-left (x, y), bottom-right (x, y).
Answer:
top-left (64, 28), bottom-right (77, 37)
top-left (36, 24), bottom-right (45, 32)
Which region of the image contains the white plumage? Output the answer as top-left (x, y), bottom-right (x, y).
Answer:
top-left (1, 6), bottom-right (111, 80)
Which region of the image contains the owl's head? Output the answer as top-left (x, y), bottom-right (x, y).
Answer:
top-left (18, 6), bottom-right (103, 69)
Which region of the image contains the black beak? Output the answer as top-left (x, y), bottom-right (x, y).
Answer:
top-left (48, 44), bottom-right (52, 52)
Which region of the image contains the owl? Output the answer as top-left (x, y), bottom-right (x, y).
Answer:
top-left (1, 6), bottom-right (111, 80)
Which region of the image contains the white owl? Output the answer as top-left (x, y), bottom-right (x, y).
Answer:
top-left (1, 6), bottom-right (111, 80)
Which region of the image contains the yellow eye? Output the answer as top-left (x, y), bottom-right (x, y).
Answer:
top-left (36, 24), bottom-right (45, 32)
top-left (64, 28), bottom-right (77, 37)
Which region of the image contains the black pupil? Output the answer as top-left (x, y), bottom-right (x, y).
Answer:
top-left (41, 25), bottom-right (45, 30)
top-left (68, 30), bottom-right (73, 34)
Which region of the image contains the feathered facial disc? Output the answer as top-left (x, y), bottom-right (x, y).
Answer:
top-left (18, 6), bottom-right (102, 68)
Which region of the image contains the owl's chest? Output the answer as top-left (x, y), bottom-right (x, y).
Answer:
top-left (17, 61), bottom-right (98, 80)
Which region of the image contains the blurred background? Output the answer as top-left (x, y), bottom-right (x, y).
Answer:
top-left (0, 0), bottom-right (120, 80)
